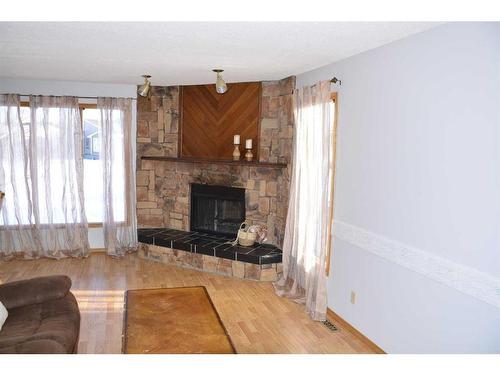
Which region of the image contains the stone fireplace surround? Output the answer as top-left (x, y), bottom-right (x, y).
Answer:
top-left (136, 76), bottom-right (295, 280)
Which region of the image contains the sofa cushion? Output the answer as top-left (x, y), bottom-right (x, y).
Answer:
top-left (0, 275), bottom-right (72, 310)
top-left (0, 292), bottom-right (80, 354)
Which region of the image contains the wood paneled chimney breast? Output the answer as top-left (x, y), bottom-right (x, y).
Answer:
top-left (180, 82), bottom-right (261, 160)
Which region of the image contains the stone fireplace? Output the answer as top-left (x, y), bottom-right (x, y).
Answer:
top-left (135, 76), bottom-right (295, 281)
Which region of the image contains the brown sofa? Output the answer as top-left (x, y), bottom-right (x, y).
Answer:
top-left (0, 275), bottom-right (80, 354)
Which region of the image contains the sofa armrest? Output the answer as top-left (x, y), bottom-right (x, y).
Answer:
top-left (0, 275), bottom-right (72, 309)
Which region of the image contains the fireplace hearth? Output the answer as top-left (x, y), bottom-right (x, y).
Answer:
top-left (190, 183), bottom-right (245, 236)
top-left (137, 227), bottom-right (283, 281)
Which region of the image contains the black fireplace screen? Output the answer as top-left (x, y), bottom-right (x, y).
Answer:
top-left (190, 184), bottom-right (245, 236)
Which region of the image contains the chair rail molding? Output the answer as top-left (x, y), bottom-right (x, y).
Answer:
top-left (333, 221), bottom-right (500, 309)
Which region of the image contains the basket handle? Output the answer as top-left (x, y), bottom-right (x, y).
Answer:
top-left (239, 221), bottom-right (249, 232)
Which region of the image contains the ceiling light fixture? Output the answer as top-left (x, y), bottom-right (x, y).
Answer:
top-left (137, 75), bottom-right (152, 97)
top-left (212, 69), bottom-right (228, 94)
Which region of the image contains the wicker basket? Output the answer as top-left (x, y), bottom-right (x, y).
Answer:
top-left (237, 222), bottom-right (257, 247)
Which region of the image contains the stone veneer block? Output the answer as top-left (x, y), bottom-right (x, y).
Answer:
top-left (232, 261), bottom-right (246, 279)
top-left (258, 197), bottom-right (270, 214)
top-left (244, 263), bottom-right (261, 280)
top-left (277, 263), bottom-right (283, 274)
top-left (203, 255), bottom-right (218, 273)
top-left (191, 253), bottom-right (204, 270)
top-left (260, 266), bottom-right (278, 282)
top-left (216, 259), bottom-right (233, 276)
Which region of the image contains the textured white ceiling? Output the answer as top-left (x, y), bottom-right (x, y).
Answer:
top-left (0, 22), bottom-right (439, 86)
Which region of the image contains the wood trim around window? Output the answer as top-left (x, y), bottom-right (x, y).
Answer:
top-left (122, 103), bottom-right (133, 227)
top-left (325, 92), bottom-right (339, 277)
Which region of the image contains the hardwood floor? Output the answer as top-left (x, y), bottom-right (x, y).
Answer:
top-left (0, 253), bottom-right (378, 354)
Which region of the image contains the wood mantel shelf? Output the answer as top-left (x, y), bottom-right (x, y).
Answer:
top-left (141, 156), bottom-right (288, 169)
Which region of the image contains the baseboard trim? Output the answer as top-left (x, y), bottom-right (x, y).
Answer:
top-left (326, 307), bottom-right (385, 354)
top-left (90, 248), bottom-right (106, 253)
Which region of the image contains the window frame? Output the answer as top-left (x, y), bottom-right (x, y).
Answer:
top-left (325, 92), bottom-right (338, 277)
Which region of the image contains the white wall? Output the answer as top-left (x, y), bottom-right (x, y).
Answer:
top-left (297, 22), bottom-right (500, 353)
top-left (0, 78), bottom-right (137, 249)
top-left (0, 77), bottom-right (137, 98)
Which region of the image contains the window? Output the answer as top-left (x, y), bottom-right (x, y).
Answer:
top-left (1, 101), bottom-right (87, 226)
top-left (81, 105), bottom-right (104, 224)
top-left (0, 103), bottom-right (32, 225)
top-left (81, 104), bottom-right (127, 224)
top-left (0, 101), bottom-right (127, 226)
top-left (92, 137), bottom-right (101, 154)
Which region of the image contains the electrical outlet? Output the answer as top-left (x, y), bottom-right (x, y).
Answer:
top-left (350, 291), bottom-right (356, 304)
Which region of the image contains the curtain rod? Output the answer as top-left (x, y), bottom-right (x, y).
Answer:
top-left (3, 94), bottom-right (138, 100)
top-left (305, 77), bottom-right (343, 89)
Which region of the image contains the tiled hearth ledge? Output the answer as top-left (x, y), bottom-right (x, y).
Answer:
top-left (138, 228), bottom-right (283, 282)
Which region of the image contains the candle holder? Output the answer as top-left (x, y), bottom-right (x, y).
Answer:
top-left (245, 148), bottom-right (253, 162)
top-left (233, 134), bottom-right (241, 161)
top-left (233, 144), bottom-right (241, 161)
top-left (245, 139), bottom-right (253, 161)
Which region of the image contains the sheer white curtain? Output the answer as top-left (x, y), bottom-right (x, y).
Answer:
top-left (274, 81), bottom-right (334, 321)
top-left (98, 97), bottom-right (138, 257)
top-left (0, 94), bottom-right (89, 259)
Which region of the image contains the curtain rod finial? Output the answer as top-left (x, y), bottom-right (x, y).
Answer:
top-left (330, 77), bottom-right (342, 86)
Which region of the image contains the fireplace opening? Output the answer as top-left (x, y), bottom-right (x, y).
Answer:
top-left (190, 183), bottom-right (245, 236)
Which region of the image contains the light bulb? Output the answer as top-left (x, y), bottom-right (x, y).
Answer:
top-left (213, 69), bottom-right (228, 94)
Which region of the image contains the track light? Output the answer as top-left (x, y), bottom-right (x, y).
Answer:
top-left (212, 69), bottom-right (227, 94)
top-left (137, 75), bottom-right (152, 97)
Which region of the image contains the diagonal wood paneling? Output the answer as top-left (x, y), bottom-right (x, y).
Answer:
top-left (180, 82), bottom-right (261, 160)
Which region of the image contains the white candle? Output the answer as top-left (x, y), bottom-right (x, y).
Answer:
top-left (245, 139), bottom-right (252, 149)
top-left (233, 135), bottom-right (240, 145)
